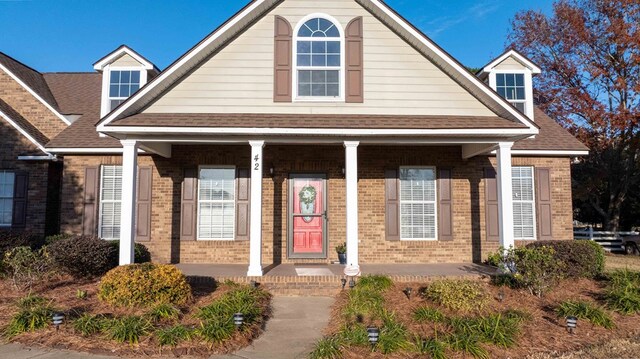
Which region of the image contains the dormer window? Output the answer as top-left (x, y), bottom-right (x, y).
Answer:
top-left (109, 70), bottom-right (141, 111)
top-left (496, 73), bottom-right (526, 113)
top-left (294, 15), bottom-right (344, 100)
top-left (479, 49), bottom-right (541, 121)
top-left (93, 45), bottom-right (158, 117)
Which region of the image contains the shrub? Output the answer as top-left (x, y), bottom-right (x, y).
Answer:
top-left (424, 279), bottom-right (489, 312)
top-left (376, 311), bottom-right (412, 354)
top-left (504, 246), bottom-right (564, 297)
top-left (0, 231), bottom-right (44, 256)
top-left (147, 303), bottom-right (180, 322)
top-left (309, 337), bottom-right (343, 359)
top-left (48, 235), bottom-right (117, 278)
top-left (446, 333), bottom-right (489, 359)
top-left (413, 306), bottom-right (446, 323)
top-left (196, 286), bottom-right (269, 326)
top-left (105, 315), bottom-right (152, 344)
top-left (3, 246), bottom-right (55, 289)
top-left (98, 263), bottom-right (192, 308)
top-left (342, 287), bottom-right (385, 320)
top-left (156, 325), bottom-right (193, 347)
top-left (108, 241), bottom-right (152, 263)
top-left (5, 295), bottom-right (54, 338)
top-left (527, 240), bottom-right (605, 278)
top-left (73, 313), bottom-right (107, 336)
top-left (604, 269), bottom-right (640, 314)
top-left (556, 300), bottom-right (614, 329)
top-left (486, 248), bottom-right (504, 267)
top-left (44, 233), bottom-right (73, 245)
top-left (195, 318), bottom-right (235, 345)
top-left (357, 275), bottom-right (393, 292)
top-left (336, 323), bottom-right (368, 346)
top-left (414, 336), bottom-right (447, 359)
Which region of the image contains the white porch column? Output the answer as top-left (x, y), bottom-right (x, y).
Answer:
top-left (247, 140), bottom-right (265, 276)
top-left (119, 140), bottom-right (138, 265)
top-left (344, 141), bottom-right (359, 268)
top-left (496, 142), bottom-right (515, 249)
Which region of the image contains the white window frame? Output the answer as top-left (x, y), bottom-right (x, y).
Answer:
top-left (98, 165), bottom-right (123, 240)
top-left (0, 171), bottom-right (15, 228)
top-left (100, 65), bottom-right (148, 117)
top-left (489, 69), bottom-right (534, 120)
top-left (197, 166), bottom-right (236, 241)
top-left (512, 166), bottom-right (537, 240)
top-left (399, 166), bottom-right (438, 241)
top-left (292, 13), bottom-right (346, 102)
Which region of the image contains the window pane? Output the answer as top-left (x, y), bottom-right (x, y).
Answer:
top-left (297, 41), bottom-right (311, 54)
top-left (120, 85), bottom-right (130, 97)
top-left (131, 84), bottom-right (139, 93)
top-left (399, 168), bottom-right (437, 240)
top-left (298, 70), bottom-right (311, 83)
top-left (512, 166), bottom-right (535, 239)
top-left (198, 168), bottom-right (235, 240)
top-left (327, 41), bottom-right (340, 53)
top-left (109, 85), bottom-right (119, 97)
top-left (327, 55), bottom-right (340, 66)
top-left (0, 171), bottom-right (14, 226)
top-left (516, 88), bottom-right (525, 100)
top-left (110, 71), bottom-right (121, 84)
top-left (326, 70), bottom-right (339, 83)
top-left (312, 70), bottom-right (325, 82)
top-left (298, 83), bottom-right (311, 96)
top-left (327, 84), bottom-right (339, 97)
top-left (515, 73), bottom-right (524, 86)
top-left (297, 55), bottom-right (311, 66)
top-left (513, 102), bottom-right (526, 113)
top-left (496, 73), bottom-right (505, 86)
top-left (298, 25), bottom-right (313, 37)
top-left (131, 71), bottom-right (140, 83)
top-left (100, 165), bottom-right (122, 240)
top-left (312, 84), bottom-right (325, 96)
top-left (120, 70), bottom-right (130, 83)
top-left (312, 55), bottom-right (326, 66)
top-left (110, 99), bottom-right (124, 110)
top-left (312, 41), bottom-right (326, 53)
top-left (506, 73), bottom-right (515, 86)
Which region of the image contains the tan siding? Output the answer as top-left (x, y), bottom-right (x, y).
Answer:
top-left (111, 54), bottom-right (143, 67)
top-left (494, 56), bottom-right (526, 70)
top-left (145, 0), bottom-right (495, 117)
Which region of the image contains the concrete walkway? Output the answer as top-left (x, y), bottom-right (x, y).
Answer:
top-left (0, 296), bottom-right (334, 359)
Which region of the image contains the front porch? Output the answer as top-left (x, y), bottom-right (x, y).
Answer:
top-left (177, 262), bottom-right (497, 296)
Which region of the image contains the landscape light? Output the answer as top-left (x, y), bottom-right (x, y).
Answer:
top-left (497, 289), bottom-right (505, 302)
top-left (566, 316), bottom-right (577, 334)
top-left (341, 278), bottom-right (347, 290)
top-left (349, 278), bottom-right (356, 289)
top-left (403, 287), bottom-right (412, 300)
top-left (233, 313), bottom-right (244, 328)
top-left (52, 313), bottom-right (64, 331)
top-left (367, 327), bottom-right (379, 346)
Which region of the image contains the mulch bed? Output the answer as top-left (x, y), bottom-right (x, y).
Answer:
top-left (0, 275), bottom-right (271, 357)
top-left (325, 277), bottom-right (640, 359)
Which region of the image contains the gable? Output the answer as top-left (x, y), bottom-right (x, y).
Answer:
top-left (494, 56), bottom-right (527, 71)
top-left (111, 53), bottom-right (144, 67)
top-left (143, 0), bottom-right (494, 117)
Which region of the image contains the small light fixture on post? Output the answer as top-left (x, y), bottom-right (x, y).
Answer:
top-left (250, 280), bottom-right (258, 288)
top-left (349, 278), bottom-right (356, 289)
top-left (566, 316), bottom-right (577, 334)
top-left (367, 327), bottom-right (379, 347)
top-left (403, 287), bottom-right (412, 300)
top-left (52, 312), bottom-right (65, 331)
top-left (497, 289), bottom-right (505, 302)
top-left (341, 278), bottom-right (347, 290)
top-left (233, 313), bottom-right (244, 329)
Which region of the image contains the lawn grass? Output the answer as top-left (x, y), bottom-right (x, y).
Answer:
top-left (604, 253), bottom-right (640, 272)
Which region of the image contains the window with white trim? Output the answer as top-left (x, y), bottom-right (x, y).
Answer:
top-left (399, 167), bottom-right (437, 240)
top-left (512, 166), bottom-right (536, 240)
top-left (99, 165), bottom-right (122, 240)
top-left (198, 167), bottom-right (235, 240)
top-left (0, 171), bottom-right (15, 227)
top-left (496, 73), bottom-right (526, 113)
top-left (108, 70), bottom-right (141, 111)
top-left (295, 16), bottom-right (342, 99)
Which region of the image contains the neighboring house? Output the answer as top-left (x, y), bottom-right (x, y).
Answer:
top-left (1, 0), bottom-right (587, 276)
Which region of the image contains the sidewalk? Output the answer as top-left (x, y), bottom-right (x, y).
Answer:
top-left (0, 296), bottom-right (334, 359)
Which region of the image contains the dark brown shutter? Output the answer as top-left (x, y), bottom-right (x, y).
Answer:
top-left (438, 168), bottom-right (453, 241)
top-left (135, 166), bottom-right (152, 242)
top-left (345, 17), bottom-right (364, 103)
top-left (82, 167), bottom-right (100, 236)
top-left (385, 169), bottom-right (400, 241)
top-left (274, 16), bottom-right (293, 102)
top-left (11, 171), bottom-right (28, 230)
top-left (535, 168), bottom-right (553, 240)
top-left (484, 167), bottom-right (499, 242)
top-left (180, 168), bottom-right (197, 241)
top-left (235, 168), bottom-right (250, 241)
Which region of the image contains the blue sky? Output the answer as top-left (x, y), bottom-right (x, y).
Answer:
top-left (0, 0), bottom-right (553, 73)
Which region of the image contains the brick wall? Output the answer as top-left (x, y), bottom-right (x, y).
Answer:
top-left (0, 71), bottom-right (67, 139)
top-left (59, 145), bottom-right (574, 265)
top-left (0, 120), bottom-right (51, 236)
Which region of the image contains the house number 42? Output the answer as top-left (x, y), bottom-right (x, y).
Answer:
top-left (254, 154), bottom-right (260, 171)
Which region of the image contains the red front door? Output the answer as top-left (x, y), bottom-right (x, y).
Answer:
top-left (290, 175), bottom-right (326, 257)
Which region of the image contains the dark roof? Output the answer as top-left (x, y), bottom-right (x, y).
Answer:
top-left (0, 52), bottom-right (59, 111)
top-left (43, 72), bottom-right (120, 148)
top-left (112, 113), bottom-right (528, 129)
top-left (512, 108), bottom-right (588, 152)
top-left (0, 98), bottom-right (49, 148)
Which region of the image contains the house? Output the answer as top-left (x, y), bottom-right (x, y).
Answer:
top-left (0, 0), bottom-right (588, 276)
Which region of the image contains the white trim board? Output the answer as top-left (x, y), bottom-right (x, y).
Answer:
top-left (0, 109), bottom-right (52, 156)
top-left (0, 63), bottom-right (71, 126)
top-left (482, 49), bottom-right (541, 74)
top-left (93, 45), bottom-right (156, 71)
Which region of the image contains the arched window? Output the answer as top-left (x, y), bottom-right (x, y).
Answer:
top-left (294, 16), bottom-right (343, 99)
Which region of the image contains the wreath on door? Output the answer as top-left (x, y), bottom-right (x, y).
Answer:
top-left (299, 185), bottom-right (317, 223)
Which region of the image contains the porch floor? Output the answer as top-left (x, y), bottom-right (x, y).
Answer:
top-left (176, 262), bottom-right (496, 278)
